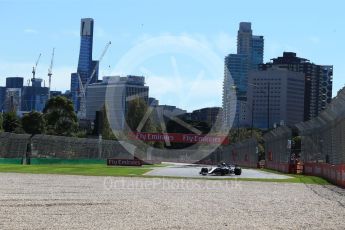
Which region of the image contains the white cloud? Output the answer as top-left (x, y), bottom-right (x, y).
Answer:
top-left (213, 32), bottom-right (236, 54)
top-left (62, 30), bottom-right (79, 37)
top-left (23, 28), bottom-right (38, 34)
top-left (145, 72), bottom-right (222, 112)
top-left (131, 33), bottom-right (154, 45)
top-left (113, 33), bottom-right (225, 111)
top-left (132, 32), bottom-right (235, 56)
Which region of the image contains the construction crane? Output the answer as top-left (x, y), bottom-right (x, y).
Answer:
top-left (87, 41), bottom-right (111, 87)
top-left (48, 48), bottom-right (55, 99)
top-left (77, 41), bottom-right (111, 118)
top-left (32, 53), bottom-right (41, 80)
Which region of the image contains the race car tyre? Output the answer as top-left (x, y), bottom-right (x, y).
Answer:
top-left (234, 167), bottom-right (242, 175)
top-left (200, 168), bottom-right (208, 176)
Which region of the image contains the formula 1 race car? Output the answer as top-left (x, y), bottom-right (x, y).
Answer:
top-left (199, 163), bottom-right (242, 176)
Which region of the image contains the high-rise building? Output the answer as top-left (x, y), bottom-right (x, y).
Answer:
top-left (0, 87), bottom-right (6, 111)
top-left (237, 22), bottom-right (253, 57)
top-left (247, 68), bottom-right (305, 129)
top-left (86, 75), bottom-right (149, 130)
top-left (0, 77), bottom-right (49, 113)
top-left (191, 107), bottom-right (223, 126)
top-left (18, 77), bottom-right (49, 112)
top-left (252, 35), bottom-right (264, 69)
top-left (148, 97), bottom-right (159, 106)
top-left (6, 77), bottom-right (23, 88)
top-left (224, 54), bottom-right (249, 94)
top-left (154, 105), bottom-right (187, 117)
top-left (4, 88), bottom-right (21, 113)
top-left (50, 91), bottom-right (62, 98)
top-left (71, 18), bottom-right (99, 112)
top-left (259, 52), bottom-right (333, 120)
top-left (70, 73), bottom-right (80, 111)
top-left (21, 86), bottom-right (49, 112)
top-left (3, 77), bottom-right (23, 113)
top-left (222, 22), bottom-right (264, 129)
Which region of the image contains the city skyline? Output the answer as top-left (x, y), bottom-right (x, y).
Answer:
top-left (0, 0), bottom-right (344, 112)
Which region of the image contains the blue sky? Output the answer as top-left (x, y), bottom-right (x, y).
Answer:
top-left (0, 0), bottom-right (344, 112)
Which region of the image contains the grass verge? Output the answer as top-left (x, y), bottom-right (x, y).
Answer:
top-left (0, 164), bottom-right (329, 185)
top-left (0, 164), bottom-right (153, 177)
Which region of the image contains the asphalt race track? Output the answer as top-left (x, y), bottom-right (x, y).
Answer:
top-left (145, 163), bottom-right (292, 179)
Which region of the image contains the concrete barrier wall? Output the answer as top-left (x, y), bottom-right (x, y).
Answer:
top-left (304, 163), bottom-right (345, 187)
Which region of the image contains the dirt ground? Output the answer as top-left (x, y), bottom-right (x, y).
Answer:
top-left (0, 173), bottom-right (344, 229)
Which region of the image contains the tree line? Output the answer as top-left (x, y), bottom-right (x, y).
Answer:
top-left (0, 96), bottom-right (78, 136)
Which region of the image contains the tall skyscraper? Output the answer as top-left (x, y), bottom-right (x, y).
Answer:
top-left (86, 75), bottom-right (149, 130)
top-left (21, 79), bottom-right (49, 112)
top-left (0, 77), bottom-right (49, 113)
top-left (237, 22), bottom-right (253, 57)
top-left (222, 22), bottom-right (264, 128)
top-left (4, 88), bottom-right (21, 113)
top-left (247, 68), bottom-right (305, 129)
top-left (251, 35), bottom-right (264, 68)
top-left (3, 77), bottom-right (22, 113)
top-left (259, 52), bottom-right (333, 120)
top-left (191, 107), bottom-right (223, 126)
top-left (6, 77), bottom-right (23, 89)
top-left (71, 18), bottom-right (99, 112)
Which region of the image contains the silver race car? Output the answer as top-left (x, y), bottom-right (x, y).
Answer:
top-left (199, 162), bottom-right (242, 176)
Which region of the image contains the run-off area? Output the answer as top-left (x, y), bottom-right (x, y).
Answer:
top-left (0, 173), bottom-right (344, 229)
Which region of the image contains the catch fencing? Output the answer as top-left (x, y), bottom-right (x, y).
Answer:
top-left (228, 138), bottom-right (258, 167)
top-left (194, 138), bottom-right (258, 167)
top-left (0, 133), bottom-right (133, 163)
top-left (0, 132), bottom-right (31, 161)
top-left (263, 126), bottom-right (292, 173)
top-left (31, 135), bottom-right (132, 160)
top-left (296, 87), bottom-right (345, 187)
top-left (0, 131), bottom-right (259, 166)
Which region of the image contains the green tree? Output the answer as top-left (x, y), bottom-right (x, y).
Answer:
top-left (0, 113), bottom-right (3, 132)
top-left (94, 105), bottom-right (117, 140)
top-left (2, 112), bottom-right (20, 132)
top-left (126, 97), bottom-right (155, 133)
top-left (22, 111), bottom-right (45, 135)
top-left (43, 96), bottom-right (78, 136)
top-left (126, 97), bottom-right (159, 153)
top-left (228, 128), bottom-right (265, 160)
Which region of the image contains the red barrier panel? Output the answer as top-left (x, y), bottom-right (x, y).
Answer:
top-left (131, 132), bottom-right (230, 145)
top-left (265, 162), bottom-right (290, 173)
top-left (304, 163), bottom-right (345, 187)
